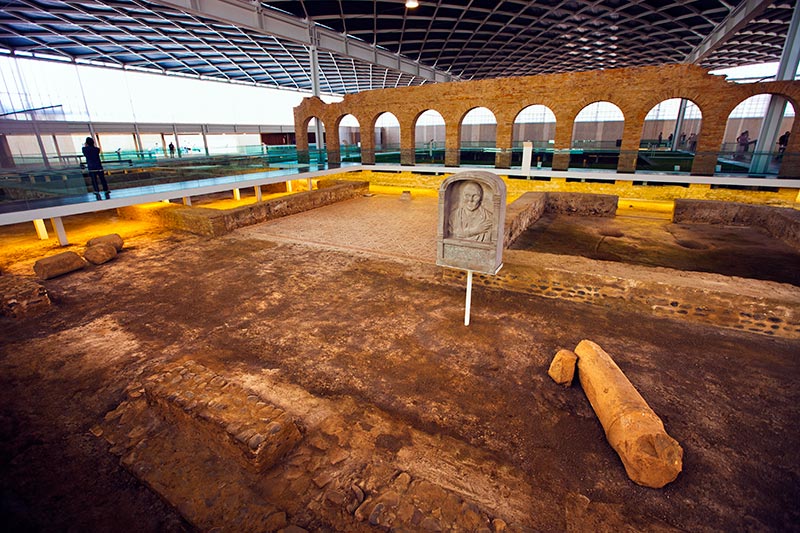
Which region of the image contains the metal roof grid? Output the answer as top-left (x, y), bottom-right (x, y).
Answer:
top-left (0, 0), bottom-right (795, 96)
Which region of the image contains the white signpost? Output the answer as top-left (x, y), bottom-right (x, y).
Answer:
top-left (436, 171), bottom-right (507, 326)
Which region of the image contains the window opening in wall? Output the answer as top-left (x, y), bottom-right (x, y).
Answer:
top-left (460, 107), bottom-right (497, 167)
top-left (374, 112), bottom-right (400, 164)
top-left (414, 109), bottom-right (445, 165)
top-left (513, 104), bottom-right (556, 169)
top-left (338, 114), bottom-right (361, 163)
top-left (637, 98), bottom-right (703, 174)
top-left (720, 95), bottom-right (794, 175)
top-left (571, 101), bottom-right (624, 170)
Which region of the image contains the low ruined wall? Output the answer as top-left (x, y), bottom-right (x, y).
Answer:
top-left (673, 199), bottom-right (800, 250)
top-left (119, 180), bottom-right (369, 237)
top-left (545, 192), bottom-right (618, 217)
top-left (503, 191), bottom-right (618, 248)
top-left (444, 250), bottom-right (800, 339)
top-left (504, 192), bottom-right (546, 248)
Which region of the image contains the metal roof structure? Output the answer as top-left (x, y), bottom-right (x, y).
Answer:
top-left (0, 0), bottom-right (796, 96)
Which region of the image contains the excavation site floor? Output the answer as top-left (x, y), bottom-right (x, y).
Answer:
top-left (0, 193), bottom-right (798, 531)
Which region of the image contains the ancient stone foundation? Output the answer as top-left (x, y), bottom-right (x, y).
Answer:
top-left (143, 361), bottom-right (302, 471)
top-left (99, 361), bottom-right (525, 531)
top-left (673, 199), bottom-right (800, 250)
top-left (503, 191), bottom-right (618, 248)
top-left (0, 275), bottom-right (50, 318)
top-left (119, 179), bottom-right (369, 237)
top-left (573, 340), bottom-right (683, 489)
top-left (445, 250), bottom-right (800, 339)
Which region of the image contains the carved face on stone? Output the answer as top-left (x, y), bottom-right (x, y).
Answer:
top-left (462, 182), bottom-right (483, 212)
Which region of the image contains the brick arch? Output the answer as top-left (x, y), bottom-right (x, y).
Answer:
top-left (293, 64), bottom-right (800, 176)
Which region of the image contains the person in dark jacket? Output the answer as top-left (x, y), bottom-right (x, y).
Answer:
top-left (82, 137), bottom-right (109, 199)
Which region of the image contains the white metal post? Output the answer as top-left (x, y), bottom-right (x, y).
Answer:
top-left (50, 217), bottom-right (68, 246)
top-left (33, 219), bottom-right (48, 240)
top-left (464, 270), bottom-right (473, 326)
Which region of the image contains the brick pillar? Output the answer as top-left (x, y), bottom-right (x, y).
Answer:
top-left (552, 152), bottom-right (570, 171)
top-left (361, 126), bottom-right (375, 165)
top-left (295, 117), bottom-right (310, 164)
top-left (551, 118), bottom-right (573, 171)
top-left (495, 150), bottom-right (511, 169)
top-left (400, 121), bottom-right (415, 165)
top-left (495, 121), bottom-right (513, 169)
top-left (617, 119), bottom-right (644, 173)
top-left (327, 127), bottom-right (341, 165)
top-left (445, 122), bottom-right (460, 167)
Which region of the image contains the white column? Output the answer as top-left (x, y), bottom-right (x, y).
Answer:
top-left (750, 2), bottom-right (800, 175)
top-left (33, 219), bottom-right (48, 240)
top-left (233, 188), bottom-right (241, 201)
top-left (254, 185), bottom-right (262, 202)
top-left (50, 217), bottom-right (68, 246)
top-left (182, 197), bottom-right (192, 206)
top-left (201, 124), bottom-right (210, 156)
top-left (173, 124), bottom-right (182, 158)
top-left (671, 99), bottom-right (688, 151)
top-left (306, 178), bottom-right (313, 191)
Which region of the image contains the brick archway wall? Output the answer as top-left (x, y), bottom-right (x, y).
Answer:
top-left (294, 64), bottom-right (800, 177)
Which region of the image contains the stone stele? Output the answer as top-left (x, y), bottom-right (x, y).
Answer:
top-left (84, 242), bottom-right (118, 265)
top-left (436, 170), bottom-right (506, 274)
top-left (574, 339), bottom-right (683, 488)
top-left (87, 233), bottom-right (124, 251)
top-left (33, 251), bottom-right (87, 280)
top-left (547, 349), bottom-right (577, 386)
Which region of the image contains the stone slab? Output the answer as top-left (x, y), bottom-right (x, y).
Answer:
top-left (33, 251), bottom-right (87, 279)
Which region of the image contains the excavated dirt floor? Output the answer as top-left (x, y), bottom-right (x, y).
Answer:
top-left (1, 193), bottom-right (799, 531)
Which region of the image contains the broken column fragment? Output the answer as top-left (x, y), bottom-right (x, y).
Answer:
top-left (548, 348), bottom-right (578, 386)
top-left (574, 339), bottom-right (683, 488)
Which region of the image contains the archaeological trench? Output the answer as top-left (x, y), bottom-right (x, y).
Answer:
top-left (1, 173), bottom-right (799, 532)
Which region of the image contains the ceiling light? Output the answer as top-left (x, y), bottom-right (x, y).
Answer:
top-left (406, 0), bottom-right (419, 8)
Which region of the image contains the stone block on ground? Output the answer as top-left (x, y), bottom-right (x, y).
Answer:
top-left (143, 360), bottom-right (302, 471)
top-left (84, 242), bottom-right (118, 265)
top-left (548, 349), bottom-right (577, 386)
top-left (0, 275), bottom-right (51, 317)
top-left (87, 233), bottom-right (124, 251)
top-left (574, 339), bottom-right (683, 488)
top-left (33, 251), bottom-right (87, 279)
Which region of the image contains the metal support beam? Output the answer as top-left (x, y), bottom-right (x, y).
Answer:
top-left (672, 99), bottom-right (688, 151)
top-left (684, 0), bottom-right (771, 64)
top-left (33, 219), bottom-right (48, 240)
top-left (50, 217), bottom-right (68, 246)
top-left (151, 0), bottom-right (452, 83)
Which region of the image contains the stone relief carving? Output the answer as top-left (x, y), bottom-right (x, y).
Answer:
top-left (447, 181), bottom-right (493, 242)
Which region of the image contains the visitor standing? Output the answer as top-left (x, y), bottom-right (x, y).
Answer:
top-left (736, 130), bottom-right (750, 159)
top-left (82, 137), bottom-right (109, 200)
top-left (778, 131), bottom-right (790, 153)
top-left (168, 142), bottom-right (176, 157)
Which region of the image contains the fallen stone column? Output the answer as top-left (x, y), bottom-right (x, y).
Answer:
top-left (574, 339), bottom-right (683, 488)
top-left (33, 251), bottom-right (86, 279)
